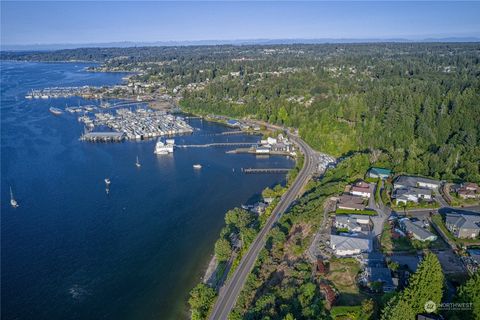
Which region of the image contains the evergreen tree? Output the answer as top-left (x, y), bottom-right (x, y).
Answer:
top-left (381, 253), bottom-right (444, 320)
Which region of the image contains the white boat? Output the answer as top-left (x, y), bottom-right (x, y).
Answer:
top-left (10, 187), bottom-right (19, 208)
top-left (193, 164), bottom-right (202, 169)
top-left (154, 139), bottom-right (174, 154)
top-left (104, 178), bottom-right (111, 186)
top-left (49, 107), bottom-right (63, 115)
top-left (135, 156), bottom-right (141, 167)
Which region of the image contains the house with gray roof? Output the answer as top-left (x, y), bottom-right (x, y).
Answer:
top-left (337, 194), bottom-right (366, 211)
top-left (363, 267), bottom-right (396, 292)
top-left (399, 218), bottom-right (437, 242)
top-left (394, 175), bottom-right (441, 190)
top-left (330, 234), bottom-right (372, 256)
top-left (393, 187), bottom-right (433, 205)
top-left (335, 215), bottom-right (372, 232)
top-left (445, 213), bottom-right (480, 239)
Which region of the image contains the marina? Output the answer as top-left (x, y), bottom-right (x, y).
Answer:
top-left (26, 86), bottom-right (103, 99)
top-left (79, 108), bottom-right (193, 141)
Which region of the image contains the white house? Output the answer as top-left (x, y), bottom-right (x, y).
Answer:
top-left (350, 182), bottom-right (373, 199)
top-left (330, 234), bottom-right (372, 256)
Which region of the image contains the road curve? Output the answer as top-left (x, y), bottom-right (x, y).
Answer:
top-left (209, 133), bottom-right (316, 320)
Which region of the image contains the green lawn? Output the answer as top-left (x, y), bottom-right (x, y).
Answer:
top-left (336, 209), bottom-right (377, 216)
top-left (330, 305), bottom-right (363, 320)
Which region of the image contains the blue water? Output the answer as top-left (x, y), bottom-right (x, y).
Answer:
top-left (1, 62), bottom-right (294, 320)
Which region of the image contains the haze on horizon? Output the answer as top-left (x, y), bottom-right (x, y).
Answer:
top-left (1, 1), bottom-right (480, 49)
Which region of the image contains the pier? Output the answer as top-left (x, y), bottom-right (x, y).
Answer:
top-left (242, 168), bottom-right (291, 174)
top-left (177, 142), bottom-right (258, 148)
top-left (80, 132), bottom-right (125, 142)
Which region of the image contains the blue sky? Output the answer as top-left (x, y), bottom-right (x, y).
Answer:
top-left (1, 1), bottom-right (479, 45)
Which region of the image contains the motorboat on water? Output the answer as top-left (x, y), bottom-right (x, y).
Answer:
top-left (135, 156), bottom-right (141, 168)
top-left (49, 107), bottom-right (63, 115)
top-left (193, 164), bottom-right (202, 169)
top-left (104, 178), bottom-right (111, 185)
top-left (10, 187), bottom-right (19, 208)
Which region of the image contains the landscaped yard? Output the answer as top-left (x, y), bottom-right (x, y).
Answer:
top-left (381, 221), bottom-right (446, 253)
top-left (326, 257), bottom-right (367, 305)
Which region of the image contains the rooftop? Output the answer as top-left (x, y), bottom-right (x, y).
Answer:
top-left (446, 213), bottom-right (480, 230)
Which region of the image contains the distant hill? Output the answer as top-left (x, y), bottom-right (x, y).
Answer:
top-left (2, 37), bottom-right (480, 51)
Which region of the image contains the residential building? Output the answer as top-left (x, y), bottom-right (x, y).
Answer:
top-left (330, 234), bottom-right (372, 256)
top-left (251, 202), bottom-right (268, 215)
top-left (445, 213), bottom-right (480, 239)
top-left (367, 167), bottom-right (392, 180)
top-left (337, 194), bottom-right (366, 211)
top-left (456, 182), bottom-right (479, 199)
top-left (335, 215), bottom-right (372, 232)
top-left (393, 187), bottom-right (433, 205)
top-left (394, 175), bottom-right (441, 190)
top-left (363, 267), bottom-right (396, 292)
top-left (350, 181), bottom-right (373, 199)
top-left (399, 218), bottom-right (437, 242)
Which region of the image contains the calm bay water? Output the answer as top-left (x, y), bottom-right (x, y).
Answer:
top-left (1, 62), bottom-right (293, 320)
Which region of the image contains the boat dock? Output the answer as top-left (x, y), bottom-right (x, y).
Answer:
top-left (80, 132), bottom-right (125, 142)
top-left (78, 108), bottom-right (193, 141)
top-left (242, 168), bottom-right (291, 174)
top-left (177, 142), bottom-right (258, 148)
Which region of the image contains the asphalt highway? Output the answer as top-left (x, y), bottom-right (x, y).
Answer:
top-left (209, 133), bottom-right (318, 320)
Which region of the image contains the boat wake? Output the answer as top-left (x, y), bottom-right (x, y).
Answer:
top-left (68, 284), bottom-right (90, 301)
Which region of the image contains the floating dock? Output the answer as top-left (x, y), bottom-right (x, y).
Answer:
top-left (177, 142), bottom-right (258, 148)
top-left (242, 168), bottom-right (291, 174)
top-left (80, 132), bottom-right (125, 142)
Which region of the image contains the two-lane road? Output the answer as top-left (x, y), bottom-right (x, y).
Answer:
top-left (209, 133), bottom-right (317, 320)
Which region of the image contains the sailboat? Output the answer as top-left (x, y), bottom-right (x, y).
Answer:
top-left (10, 186), bottom-right (19, 208)
top-left (104, 178), bottom-right (111, 194)
top-left (135, 156), bottom-right (141, 168)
